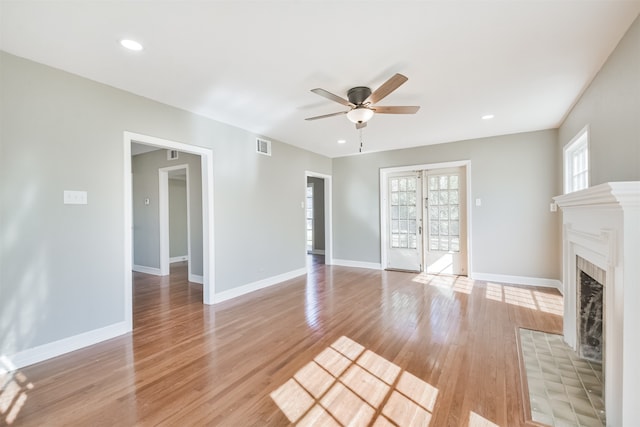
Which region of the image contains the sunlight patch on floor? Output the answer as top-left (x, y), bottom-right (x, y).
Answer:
top-left (271, 336), bottom-right (439, 426)
top-left (0, 355), bottom-right (33, 425)
top-left (412, 274), bottom-right (475, 295)
top-left (486, 283), bottom-right (563, 315)
top-left (469, 411), bottom-right (500, 427)
top-left (412, 274), bottom-right (563, 316)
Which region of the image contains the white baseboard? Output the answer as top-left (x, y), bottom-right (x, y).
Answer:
top-left (331, 259), bottom-right (382, 270)
top-left (471, 272), bottom-right (562, 290)
top-left (189, 274), bottom-right (204, 284)
top-left (133, 264), bottom-right (162, 275)
top-left (310, 249), bottom-right (325, 255)
top-left (170, 255), bottom-right (188, 263)
top-left (214, 268), bottom-right (307, 304)
top-left (8, 322), bottom-right (129, 369)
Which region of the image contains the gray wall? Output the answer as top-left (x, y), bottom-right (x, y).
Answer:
top-left (131, 151), bottom-right (202, 272)
top-left (169, 178), bottom-right (188, 259)
top-left (2, 13), bottom-right (636, 360)
top-left (559, 16), bottom-right (640, 185)
top-left (333, 130), bottom-right (560, 280)
top-left (0, 51), bottom-right (331, 357)
top-left (308, 177), bottom-right (325, 251)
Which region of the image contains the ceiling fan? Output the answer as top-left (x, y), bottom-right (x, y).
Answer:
top-left (305, 73), bottom-right (420, 129)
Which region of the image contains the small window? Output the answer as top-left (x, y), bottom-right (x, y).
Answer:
top-left (564, 126), bottom-right (589, 194)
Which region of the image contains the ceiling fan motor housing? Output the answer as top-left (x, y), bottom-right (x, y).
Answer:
top-left (347, 86), bottom-right (372, 105)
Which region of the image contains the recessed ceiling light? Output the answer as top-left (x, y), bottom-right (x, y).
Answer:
top-left (120, 39), bottom-right (143, 51)
top-left (337, 139), bottom-right (346, 144)
top-left (482, 114), bottom-right (495, 120)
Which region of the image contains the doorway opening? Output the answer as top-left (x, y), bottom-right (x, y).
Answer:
top-left (159, 165), bottom-right (193, 279)
top-left (305, 171), bottom-right (332, 268)
top-left (167, 169), bottom-right (189, 269)
top-left (124, 131), bottom-right (215, 332)
top-left (380, 161), bottom-right (471, 275)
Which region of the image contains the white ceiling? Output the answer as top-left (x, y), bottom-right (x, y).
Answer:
top-left (1, 1), bottom-right (638, 158)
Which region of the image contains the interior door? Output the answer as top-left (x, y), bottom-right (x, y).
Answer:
top-left (386, 172), bottom-right (422, 272)
top-left (424, 167), bottom-right (467, 275)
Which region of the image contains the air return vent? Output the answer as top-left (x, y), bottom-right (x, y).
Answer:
top-left (256, 138), bottom-right (271, 156)
top-left (167, 149), bottom-right (179, 160)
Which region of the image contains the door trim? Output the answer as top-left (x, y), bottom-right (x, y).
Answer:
top-left (124, 131), bottom-right (216, 332)
top-left (380, 160), bottom-right (472, 274)
top-left (305, 171), bottom-right (333, 265)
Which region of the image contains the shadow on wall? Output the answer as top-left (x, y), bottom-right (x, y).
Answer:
top-left (0, 181), bottom-right (47, 424)
top-left (1, 180), bottom-right (50, 363)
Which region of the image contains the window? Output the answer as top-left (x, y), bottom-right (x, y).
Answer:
top-left (427, 173), bottom-right (460, 253)
top-left (564, 126), bottom-right (589, 194)
top-left (389, 176), bottom-right (418, 249)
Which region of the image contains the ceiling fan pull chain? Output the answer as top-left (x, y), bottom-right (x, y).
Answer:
top-left (359, 128), bottom-right (364, 153)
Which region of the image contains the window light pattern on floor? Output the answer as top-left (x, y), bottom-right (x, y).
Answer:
top-left (412, 273), bottom-right (563, 316)
top-left (271, 336), bottom-right (438, 426)
top-left (0, 355), bottom-right (33, 425)
top-left (412, 273), bottom-right (474, 295)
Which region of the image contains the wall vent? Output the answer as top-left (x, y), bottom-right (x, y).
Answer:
top-left (256, 138), bottom-right (272, 156)
top-left (167, 149), bottom-right (179, 160)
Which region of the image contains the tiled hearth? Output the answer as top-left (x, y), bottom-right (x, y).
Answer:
top-left (520, 329), bottom-right (604, 426)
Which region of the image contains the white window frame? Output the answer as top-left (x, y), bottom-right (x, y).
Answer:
top-left (563, 125), bottom-right (590, 194)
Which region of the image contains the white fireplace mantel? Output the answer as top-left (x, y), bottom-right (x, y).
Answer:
top-left (554, 181), bottom-right (640, 209)
top-left (554, 181), bottom-right (640, 426)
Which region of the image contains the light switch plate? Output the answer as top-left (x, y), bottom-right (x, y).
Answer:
top-left (64, 190), bottom-right (88, 205)
top-left (475, 198), bottom-right (482, 207)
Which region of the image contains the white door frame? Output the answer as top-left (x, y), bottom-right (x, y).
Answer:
top-left (124, 131), bottom-right (215, 332)
top-left (380, 160), bottom-right (472, 274)
top-left (305, 171), bottom-right (333, 265)
top-left (159, 164), bottom-right (191, 277)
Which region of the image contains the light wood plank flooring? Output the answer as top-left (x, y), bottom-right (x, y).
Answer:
top-left (6, 258), bottom-right (563, 426)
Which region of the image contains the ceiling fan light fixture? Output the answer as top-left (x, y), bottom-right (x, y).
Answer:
top-left (347, 107), bottom-right (374, 124)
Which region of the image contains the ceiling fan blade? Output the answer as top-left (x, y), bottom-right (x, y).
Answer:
top-left (311, 88), bottom-right (354, 107)
top-left (356, 121), bottom-right (367, 130)
top-left (305, 110), bottom-right (348, 121)
top-left (373, 106), bottom-right (420, 114)
top-left (367, 73), bottom-right (408, 104)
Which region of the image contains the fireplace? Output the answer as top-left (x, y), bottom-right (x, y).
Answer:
top-left (554, 182), bottom-right (640, 426)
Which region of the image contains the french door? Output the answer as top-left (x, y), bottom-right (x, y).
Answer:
top-left (386, 172), bottom-right (422, 272)
top-left (424, 167), bottom-right (467, 275)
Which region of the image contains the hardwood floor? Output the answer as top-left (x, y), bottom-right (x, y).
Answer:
top-left (6, 258), bottom-right (563, 426)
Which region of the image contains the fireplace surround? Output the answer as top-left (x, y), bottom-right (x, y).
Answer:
top-left (554, 182), bottom-right (640, 426)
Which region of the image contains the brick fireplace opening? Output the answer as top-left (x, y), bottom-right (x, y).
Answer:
top-left (576, 256), bottom-right (604, 362)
